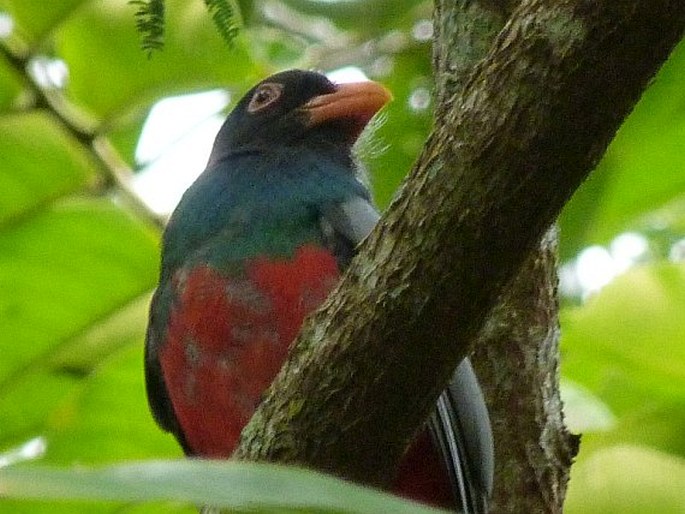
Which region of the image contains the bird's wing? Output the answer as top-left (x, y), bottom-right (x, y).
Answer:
top-left (321, 195), bottom-right (381, 246)
top-left (144, 285), bottom-right (192, 452)
top-left (429, 359), bottom-right (494, 514)
top-left (323, 196), bottom-right (494, 513)
top-left (319, 195), bottom-right (380, 268)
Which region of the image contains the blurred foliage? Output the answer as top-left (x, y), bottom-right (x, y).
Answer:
top-left (0, 460), bottom-right (450, 514)
top-left (0, 0), bottom-right (683, 512)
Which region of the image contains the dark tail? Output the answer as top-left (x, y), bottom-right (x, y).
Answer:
top-left (429, 358), bottom-right (494, 513)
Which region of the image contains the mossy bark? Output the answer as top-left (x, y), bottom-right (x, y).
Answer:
top-left (434, 2), bottom-right (579, 512)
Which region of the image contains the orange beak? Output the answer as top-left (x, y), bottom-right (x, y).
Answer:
top-left (302, 80), bottom-right (392, 138)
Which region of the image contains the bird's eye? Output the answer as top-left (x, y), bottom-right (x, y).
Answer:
top-left (247, 83), bottom-right (283, 113)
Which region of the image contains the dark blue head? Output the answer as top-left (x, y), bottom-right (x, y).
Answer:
top-left (207, 70), bottom-right (392, 166)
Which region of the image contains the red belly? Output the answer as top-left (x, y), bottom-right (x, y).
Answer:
top-left (159, 243), bottom-right (453, 509)
top-left (160, 245), bottom-right (339, 457)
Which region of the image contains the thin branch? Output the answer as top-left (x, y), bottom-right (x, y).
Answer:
top-left (0, 42), bottom-right (165, 230)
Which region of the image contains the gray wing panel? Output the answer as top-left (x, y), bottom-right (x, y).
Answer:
top-left (321, 196), bottom-right (380, 246)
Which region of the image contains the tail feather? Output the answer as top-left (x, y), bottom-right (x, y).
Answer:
top-left (429, 358), bottom-right (494, 513)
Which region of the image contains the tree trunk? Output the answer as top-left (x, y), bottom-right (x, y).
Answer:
top-left (235, 0), bottom-right (685, 507)
top-left (434, 2), bottom-right (579, 512)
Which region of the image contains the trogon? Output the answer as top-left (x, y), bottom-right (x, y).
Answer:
top-left (145, 69), bottom-right (494, 512)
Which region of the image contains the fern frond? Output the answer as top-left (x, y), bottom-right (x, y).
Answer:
top-left (130, 0), bottom-right (165, 56)
top-left (203, 0), bottom-right (241, 47)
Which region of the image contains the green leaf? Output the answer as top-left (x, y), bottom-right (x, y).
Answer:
top-left (559, 39), bottom-right (685, 259)
top-left (561, 262), bottom-right (685, 457)
top-left (562, 262), bottom-right (685, 413)
top-left (560, 379), bottom-right (616, 433)
top-left (0, 112), bottom-right (97, 225)
top-left (130, 0), bottom-right (165, 55)
top-left (0, 460), bottom-right (450, 514)
top-left (44, 344), bottom-right (181, 464)
top-left (0, 0), bottom-right (89, 43)
top-left (278, 0), bottom-right (428, 35)
top-left (0, 198), bottom-right (158, 377)
top-left (203, 0), bottom-right (241, 48)
top-left (565, 445), bottom-right (685, 514)
top-left (0, 198), bottom-right (158, 448)
top-left (0, 54), bottom-right (24, 110)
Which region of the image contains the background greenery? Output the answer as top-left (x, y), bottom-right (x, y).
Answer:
top-left (0, 1), bottom-right (683, 512)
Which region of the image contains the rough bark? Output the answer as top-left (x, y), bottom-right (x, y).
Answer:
top-left (434, 2), bottom-right (579, 512)
top-left (472, 231), bottom-right (579, 513)
top-left (235, 0), bottom-right (685, 498)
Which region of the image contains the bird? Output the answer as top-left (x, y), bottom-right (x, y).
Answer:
top-left (144, 69), bottom-right (494, 512)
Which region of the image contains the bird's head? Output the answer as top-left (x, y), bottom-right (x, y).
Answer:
top-left (208, 69), bottom-right (392, 166)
